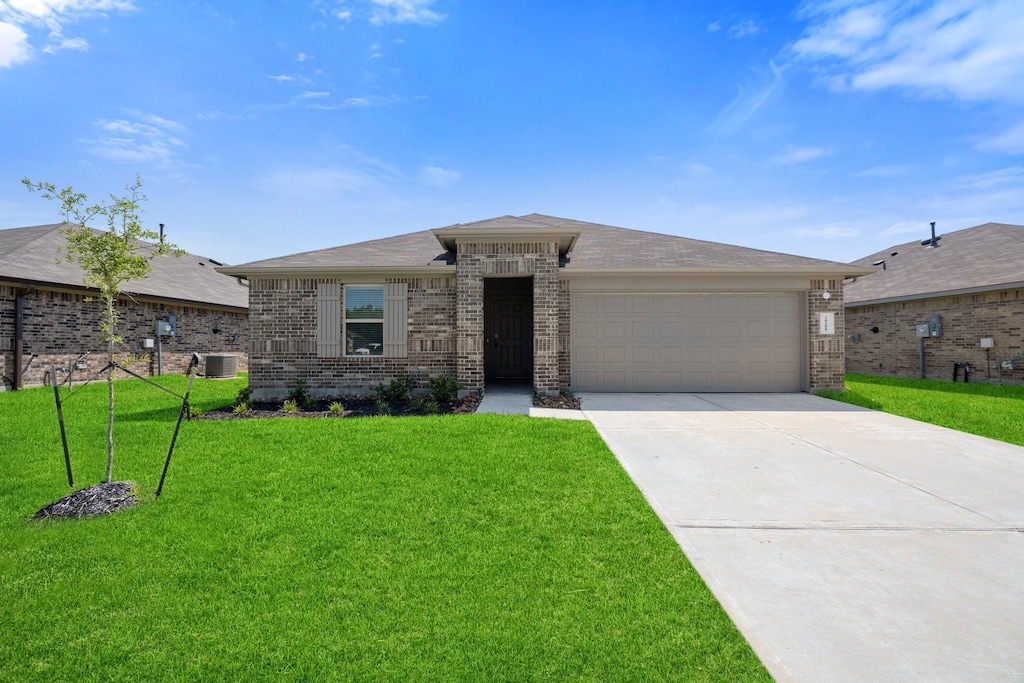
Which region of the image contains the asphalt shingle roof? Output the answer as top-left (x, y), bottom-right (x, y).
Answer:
top-left (845, 222), bottom-right (1024, 305)
top-left (223, 214), bottom-right (861, 273)
top-left (0, 223), bottom-right (249, 310)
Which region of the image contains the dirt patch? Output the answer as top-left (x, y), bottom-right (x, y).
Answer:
top-left (196, 395), bottom-right (482, 420)
top-left (532, 392), bottom-right (581, 410)
top-left (34, 481), bottom-right (138, 520)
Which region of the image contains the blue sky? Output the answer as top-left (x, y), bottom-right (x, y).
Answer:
top-left (2, 0), bottom-right (1023, 265)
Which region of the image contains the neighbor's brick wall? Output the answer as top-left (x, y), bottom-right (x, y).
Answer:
top-left (0, 284), bottom-right (248, 389)
top-left (248, 276), bottom-right (457, 398)
top-left (846, 288), bottom-right (1024, 382)
top-left (455, 241), bottom-right (562, 395)
top-left (808, 278), bottom-right (846, 392)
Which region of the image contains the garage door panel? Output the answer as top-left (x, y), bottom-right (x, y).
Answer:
top-left (572, 292), bottom-right (803, 392)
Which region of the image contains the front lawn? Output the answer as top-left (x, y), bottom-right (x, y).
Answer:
top-left (820, 373), bottom-right (1024, 446)
top-left (0, 376), bottom-right (768, 681)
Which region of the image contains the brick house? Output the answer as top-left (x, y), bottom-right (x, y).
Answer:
top-left (845, 222), bottom-right (1024, 382)
top-left (219, 214), bottom-right (871, 399)
top-left (1, 223), bottom-right (249, 389)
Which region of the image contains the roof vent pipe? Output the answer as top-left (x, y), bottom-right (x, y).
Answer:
top-left (159, 223), bottom-right (165, 244)
top-left (921, 221), bottom-right (940, 248)
top-left (930, 221), bottom-right (936, 246)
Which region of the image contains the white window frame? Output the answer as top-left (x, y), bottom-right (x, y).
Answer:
top-left (344, 284), bottom-right (385, 357)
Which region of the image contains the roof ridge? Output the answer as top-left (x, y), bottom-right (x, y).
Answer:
top-left (1, 223), bottom-right (66, 261)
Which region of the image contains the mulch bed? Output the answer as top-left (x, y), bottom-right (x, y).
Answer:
top-left (196, 395), bottom-right (482, 420)
top-left (33, 481), bottom-right (138, 520)
top-left (532, 392), bottom-right (582, 410)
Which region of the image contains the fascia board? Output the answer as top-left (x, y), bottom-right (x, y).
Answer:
top-left (845, 280), bottom-right (1024, 307)
top-left (561, 266), bottom-right (877, 278)
top-left (217, 265), bottom-right (457, 278)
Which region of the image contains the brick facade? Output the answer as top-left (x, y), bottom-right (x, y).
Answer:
top-left (455, 240), bottom-right (562, 396)
top-left (1, 283), bottom-right (248, 389)
top-left (243, 253), bottom-right (851, 397)
top-left (846, 288), bottom-right (1024, 382)
top-left (808, 278), bottom-right (846, 392)
top-left (248, 275), bottom-right (458, 400)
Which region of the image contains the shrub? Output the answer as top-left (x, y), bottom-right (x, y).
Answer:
top-left (410, 397), bottom-right (425, 412)
top-left (328, 401), bottom-right (344, 415)
top-left (281, 400), bottom-right (298, 413)
top-left (233, 402), bottom-right (250, 414)
top-left (428, 374), bottom-right (464, 403)
top-left (374, 399), bottom-right (389, 415)
top-left (424, 400), bottom-right (439, 415)
top-left (236, 384), bottom-right (253, 406)
top-left (287, 379), bottom-right (315, 409)
top-left (375, 373), bottom-right (416, 402)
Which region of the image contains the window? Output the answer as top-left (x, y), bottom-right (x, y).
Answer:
top-left (345, 285), bottom-right (384, 356)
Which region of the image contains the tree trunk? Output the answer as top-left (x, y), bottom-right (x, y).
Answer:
top-left (105, 297), bottom-right (115, 483)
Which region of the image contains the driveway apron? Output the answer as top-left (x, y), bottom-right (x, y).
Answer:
top-left (581, 392), bottom-right (1024, 682)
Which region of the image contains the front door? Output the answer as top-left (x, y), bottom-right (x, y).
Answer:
top-left (484, 280), bottom-right (533, 381)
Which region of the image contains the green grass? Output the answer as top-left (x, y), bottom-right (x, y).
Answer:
top-left (0, 376), bottom-right (768, 682)
top-left (820, 373), bottom-right (1024, 446)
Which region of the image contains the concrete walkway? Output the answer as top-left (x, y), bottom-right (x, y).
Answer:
top-left (476, 383), bottom-right (587, 419)
top-left (580, 392), bottom-right (1024, 682)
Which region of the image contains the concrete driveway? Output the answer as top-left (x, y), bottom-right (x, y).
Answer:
top-left (580, 392), bottom-right (1024, 682)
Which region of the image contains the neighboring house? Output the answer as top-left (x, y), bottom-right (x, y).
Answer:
top-left (845, 222), bottom-right (1024, 382)
top-left (1, 223), bottom-right (249, 389)
top-left (219, 214), bottom-right (870, 399)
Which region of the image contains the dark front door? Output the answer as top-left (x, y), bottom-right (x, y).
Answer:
top-left (484, 279), bottom-right (533, 381)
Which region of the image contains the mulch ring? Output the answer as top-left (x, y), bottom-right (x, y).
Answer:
top-left (33, 481), bottom-right (139, 520)
top-left (196, 395), bottom-right (482, 419)
top-left (532, 392), bottom-right (581, 410)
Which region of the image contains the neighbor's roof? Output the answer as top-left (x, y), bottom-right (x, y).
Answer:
top-left (219, 214), bottom-right (868, 277)
top-left (0, 223), bottom-right (249, 310)
top-left (845, 222), bottom-right (1024, 306)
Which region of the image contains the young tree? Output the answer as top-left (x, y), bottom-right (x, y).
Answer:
top-left (23, 175), bottom-right (181, 483)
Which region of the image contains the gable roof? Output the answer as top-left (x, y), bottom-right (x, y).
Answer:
top-left (219, 214), bottom-right (869, 277)
top-left (845, 222), bottom-right (1024, 306)
top-left (0, 223), bottom-right (249, 310)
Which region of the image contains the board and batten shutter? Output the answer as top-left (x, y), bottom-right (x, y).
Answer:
top-left (316, 282), bottom-right (341, 358)
top-left (383, 282), bottom-right (408, 358)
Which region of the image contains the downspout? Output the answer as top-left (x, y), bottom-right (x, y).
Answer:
top-left (14, 285), bottom-right (34, 390)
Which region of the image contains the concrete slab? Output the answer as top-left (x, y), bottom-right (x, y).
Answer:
top-left (580, 392), bottom-right (1024, 682)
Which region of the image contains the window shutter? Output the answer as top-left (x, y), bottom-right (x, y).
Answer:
top-left (383, 282), bottom-right (408, 358)
top-left (317, 282), bottom-right (341, 357)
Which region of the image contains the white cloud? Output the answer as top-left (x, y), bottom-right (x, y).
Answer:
top-left (260, 166), bottom-right (386, 197)
top-left (41, 34), bottom-right (87, 53)
top-left (269, 73), bottom-right (293, 82)
top-left (729, 18), bottom-right (763, 39)
top-left (709, 61), bottom-right (785, 134)
top-left (792, 0), bottom-right (1024, 104)
top-left (882, 220), bottom-right (928, 236)
top-left (954, 165), bottom-right (1024, 190)
top-left (299, 90), bottom-right (330, 98)
top-left (0, 0), bottom-right (134, 65)
top-left (855, 164), bottom-right (918, 177)
top-left (343, 94), bottom-right (400, 107)
top-left (975, 121), bottom-right (1024, 155)
top-left (84, 114), bottom-right (186, 164)
top-left (773, 145), bottom-right (830, 164)
top-left (296, 52), bottom-right (310, 61)
top-left (334, 7), bottom-right (351, 22)
top-left (0, 21), bottom-right (29, 67)
top-left (707, 21), bottom-right (721, 32)
top-left (369, 0), bottom-right (442, 25)
top-left (418, 165), bottom-right (461, 188)
top-left (796, 225), bottom-right (860, 238)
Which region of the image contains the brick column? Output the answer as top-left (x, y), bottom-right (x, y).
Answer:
top-left (532, 246), bottom-right (560, 396)
top-left (808, 278), bottom-right (845, 391)
top-left (456, 247), bottom-right (484, 393)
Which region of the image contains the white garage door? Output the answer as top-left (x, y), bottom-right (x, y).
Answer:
top-left (571, 292), bottom-right (803, 392)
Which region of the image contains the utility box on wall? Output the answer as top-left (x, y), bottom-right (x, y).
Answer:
top-left (916, 324), bottom-right (930, 338)
top-left (928, 313), bottom-right (942, 337)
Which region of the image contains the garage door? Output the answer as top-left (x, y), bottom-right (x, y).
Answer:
top-left (571, 292), bottom-right (803, 392)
